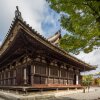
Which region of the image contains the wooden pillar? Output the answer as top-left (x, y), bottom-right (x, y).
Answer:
top-left (4, 71), bottom-right (5, 85)
top-left (46, 66), bottom-right (47, 76)
top-left (49, 67), bottom-right (50, 76)
top-left (33, 65), bottom-right (35, 74)
top-left (76, 75), bottom-right (79, 85)
top-left (24, 67), bottom-right (27, 85)
top-left (67, 68), bottom-right (69, 85)
top-left (59, 66), bottom-right (61, 84)
top-left (24, 49), bottom-right (28, 85)
top-left (31, 65), bottom-right (34, 85)
top-left (58, 67), bottom-right (59, 84)
top-left (32, 65), bottom-right (35, 85)
top-left (8, 71), bottom-right (10, 85)
top-left (47, 66), bottom-right (50, 84)
top-left (46, 66), bottom-right (48, 84)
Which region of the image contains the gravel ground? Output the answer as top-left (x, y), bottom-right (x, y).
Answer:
top-left (55, 87), bottom-right (100, 100)
top-left (0, 87), bottom-right (100, 100)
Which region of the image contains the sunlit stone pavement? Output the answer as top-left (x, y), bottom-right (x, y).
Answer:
top-left (55, 87), bottom-right (100, 100)
top-left (0, 87), bottom-right (100, 100)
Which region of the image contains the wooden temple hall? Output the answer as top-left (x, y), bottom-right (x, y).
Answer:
top-left (0, 7), bottom-right (95, 92)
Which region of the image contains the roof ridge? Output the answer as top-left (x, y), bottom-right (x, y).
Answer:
top-left (47, 30), bottom-right (61, 40)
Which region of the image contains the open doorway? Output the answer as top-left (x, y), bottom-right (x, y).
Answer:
top-left (27, 65), bottom-right (31, 85)
top-left (74, 74), bottom-right (76, 85)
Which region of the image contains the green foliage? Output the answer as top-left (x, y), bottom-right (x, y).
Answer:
top-left (48, 0), bottom-right (100, 54)
top-left (95, 78), bottom-right (100, 86)
top-left (82, 74), bottom-right (93, 86)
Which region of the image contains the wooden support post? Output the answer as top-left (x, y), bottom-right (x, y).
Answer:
top-left (24, 68), bottom-right (27, 85)
top-left (58, 67), bottom-right (60, 84)
top-left (46, 66), bottom-right (48, 84)
top-left (76, 75), bottom-right (79, 85)
top-left (46, 66), bottom-right (47, 76)
top-left (31, 65), bottom-right (34, 85)
top-left (49, 67), bottom-right (50, 76)
top-left (48, 66), bottom-right (50, 84)
top-left (60, 68), bottom-right (61, 78)
top-left (33, 65), bottom-right (35, 74)
top-left (67, 68), bottom-right (69, 85)
top-left (58, 66), bottom-right (61, 84)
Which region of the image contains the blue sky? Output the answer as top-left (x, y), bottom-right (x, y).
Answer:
top-left (0, 0), bottom-right (100, 74)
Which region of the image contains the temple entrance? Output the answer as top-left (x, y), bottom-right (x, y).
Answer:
top-left (16, 68), bottom-right (23, 85)
top-left (34, 76), bottom-right (41, 84)
top-left (74, 74), bottom-right (76, 85)
top-left (74, 74), bottom-right (79, 85)
top-left (27, 65), bottom-right (31, 85)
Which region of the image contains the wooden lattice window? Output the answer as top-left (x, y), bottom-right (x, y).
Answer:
top-left (41, 77), bottom-right (47, 84)
top-left (59, 79), bottom-right (64, 84)
top-left (50, 67), bottom-right (58, 76)
top-left (13, 70), bottom-right (16, 77)
top-left (41, 66), bottom-right (46, 75)
top-left (68, 79), bottom-right (73, 84)
top-left (35, 64), bottom-right (46, 75)
top-left (48, 78), bottom-right (53, 84)
top-left (54, 78), bottom-right (59, 84)
top-left (68, 71), bottom-right (74, 79)
top-left (61, 69), bottom-right (66, 77)
top-left (34, 76), bottom-right (41, 84)
top-left (35, 65), bottom-right (41, 74)
top-left (64, 80), bottom-right (67, 85)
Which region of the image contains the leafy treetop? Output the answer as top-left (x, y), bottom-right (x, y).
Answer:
top-left (47, 0), bottom-right (100, 54)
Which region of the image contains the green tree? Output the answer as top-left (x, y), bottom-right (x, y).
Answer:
top-left (48, 0), bottom-right (100, 54)
top-left (95, 78), bottom-right (100, 86)
top-left (82, 74), bottom-right (93, 86)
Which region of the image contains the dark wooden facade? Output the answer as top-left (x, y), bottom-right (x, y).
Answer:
top-left (0, 7), bottom-right (95, 89)
top-left (0, 46), bottom-right (81, 86)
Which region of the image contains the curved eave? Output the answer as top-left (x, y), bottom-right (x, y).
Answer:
top-left (0, 18), bottom-right (95, 71)
top-left (0, 18), bottom-right (18, 51)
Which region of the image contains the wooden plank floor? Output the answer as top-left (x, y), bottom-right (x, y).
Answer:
top-left (0, 84), bottom-right (83, 92)
top-left (32, 84), bottom-right (83, 89)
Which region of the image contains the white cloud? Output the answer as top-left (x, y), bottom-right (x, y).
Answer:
top-left (18, 0), bottom-right (47, 34)
top-left (0, 0), bottom-right (48, 40)
top-left (75, 49), bottom-right (100, 74)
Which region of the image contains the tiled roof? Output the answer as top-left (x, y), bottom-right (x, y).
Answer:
top-left (0, 7), bottom-right (96, 71)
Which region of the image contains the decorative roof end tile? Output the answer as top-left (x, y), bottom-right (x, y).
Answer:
top-left (15, 6), bottom-right (23, 20)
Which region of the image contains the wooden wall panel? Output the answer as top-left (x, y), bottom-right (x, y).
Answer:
top-left (35, 65), bottom-right (41, 74)
top-left (50, 67), bottom-right (58, 76)
top-left (48, 78), bottom-right (53, 84)
top-left (59, 79), bottom-right (64, 84)
top-left (68, 71), bottom-right (74, 79)
top-left (16, 68), bottom-right (23, 85)
top-left (54, 78), bottom-right (59, 84)
top-left (35, 64), bottom-right (47, 75)
top-left (68, 79), bottom-right (73, 84)
top-left (61, 69), bottom-right (66, 77)
top-left (41, 66), bottom-right (46, 75)
top-left (41, 77), bottom-right (47, 84)
top-left (34, 76), bottom-right (41, 84)
top-left (64, 80), bottom-right (67, 85)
